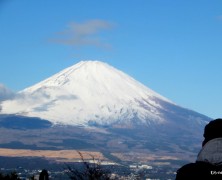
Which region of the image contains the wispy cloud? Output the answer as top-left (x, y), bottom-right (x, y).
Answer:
top-left (0, 84), bottom-right (15, 101)
top-left (216, 15), bottom-right (222, 21)
top-left (50, 19), bottom-right (114, 49)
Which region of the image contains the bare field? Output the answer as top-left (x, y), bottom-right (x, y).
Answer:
top-left (0, 148), bottom-right (106, 162)
top-left (111, 152), bottom-right (179, 162)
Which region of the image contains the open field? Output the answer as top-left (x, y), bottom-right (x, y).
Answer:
top-left (0, 148), bottom-right (106, 162)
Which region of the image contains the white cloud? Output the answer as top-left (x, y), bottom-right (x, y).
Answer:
top-left (50, 19), bottom-right (114, 49)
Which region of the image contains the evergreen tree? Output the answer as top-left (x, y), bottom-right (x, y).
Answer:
top-left (39, 169), bottom-right (49, 180)
top-left (0, 171), bottom-right (21, 180)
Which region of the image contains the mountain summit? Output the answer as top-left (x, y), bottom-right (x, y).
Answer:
top-left (1, 61), bottom-right (209, 128)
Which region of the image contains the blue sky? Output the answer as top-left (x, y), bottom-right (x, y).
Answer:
top-left (0, 0), bottom-right (222, 118)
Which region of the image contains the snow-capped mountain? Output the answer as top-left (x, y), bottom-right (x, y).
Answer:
top-left (0, 60), bottom-right (213, 163)
top-left (0, 61), bottom-right (210, 127)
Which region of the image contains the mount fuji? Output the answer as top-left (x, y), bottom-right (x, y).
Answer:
top-left (0, 61), bottom-right (210, 127)
top-left (0, 61), bottom-right (212, 163)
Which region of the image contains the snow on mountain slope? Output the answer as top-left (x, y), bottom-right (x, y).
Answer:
top-left (1, 61), bottom-right (178, 126)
